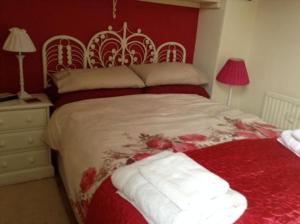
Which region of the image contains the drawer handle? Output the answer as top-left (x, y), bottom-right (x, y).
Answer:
top-left (28, 157), bottom-right (36, 164)
top-left (0, 140), bottom-right (5, 147)
top-left (1, 161), bottom-right (7, 168)
top-left (27, 137), bottom-right (34, 144)
top-left (26, 116), bottom-right (33, 123)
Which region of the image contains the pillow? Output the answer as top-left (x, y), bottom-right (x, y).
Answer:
top-left (144, 85), bottom-right (210, 98)
top-left (45, 88), bottom-right (143, 109)
top-left (50, 65), bottom-right (145, 93)
top-left (130, 62), bottom-right (208, 87)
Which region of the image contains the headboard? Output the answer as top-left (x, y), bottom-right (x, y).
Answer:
top-left (42, 21), bottom-right (186, 88)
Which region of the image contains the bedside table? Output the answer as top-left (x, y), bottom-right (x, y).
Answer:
top-left (0, 94), bottom-right (54, 186)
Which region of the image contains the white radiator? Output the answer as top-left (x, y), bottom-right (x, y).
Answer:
top-left (262, 92), bottom-right (300, 130)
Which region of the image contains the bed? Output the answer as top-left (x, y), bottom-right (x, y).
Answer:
top-left (42, 22), bottom-right (300, 224)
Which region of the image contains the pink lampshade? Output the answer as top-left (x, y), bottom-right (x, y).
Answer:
top-left (216, 58), bottom-right (250, 86)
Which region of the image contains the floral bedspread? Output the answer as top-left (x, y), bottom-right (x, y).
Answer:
top-left (44, 94), bottom-right (280, 223)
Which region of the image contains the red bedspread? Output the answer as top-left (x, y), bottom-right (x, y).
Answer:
top-left (86, 139), bottom-right (300, 224)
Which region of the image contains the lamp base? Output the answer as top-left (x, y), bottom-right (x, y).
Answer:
top-left (18, 90), bottom-right (32, 100)
top-left (226, 86), bottom-right (233, 107)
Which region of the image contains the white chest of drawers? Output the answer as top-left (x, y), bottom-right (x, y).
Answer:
top-left (0, 94), bottom-right (54, 186)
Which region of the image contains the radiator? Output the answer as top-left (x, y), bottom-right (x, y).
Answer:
top-left (261, 92), bottom-right (300, 130)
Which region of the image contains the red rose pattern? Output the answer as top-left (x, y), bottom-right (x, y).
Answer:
top-left (253, 122), bottom-right (277, 129)
top-left (235, 131), bottom-right (260, 139)
top-left (179, 134), bottom-right (207, 142)
top-left (74, 199), bottom-right (89, 222)
top-left (133, 152), bottom-right (153, 161)
top-left (172, 143), bottom-right (198, 152)
top-left (254, 126), bottom-right (280, 138)
top-left (73, 117), bottom-right (280, 222)
top-left (234, 120), bottom-right (253, 131)
top-left (146, 138), bottom-right (172, 149)
top-left (232, 119), bottom-right (280, 139)
top-left (80, 167), bottom-right (97, 193)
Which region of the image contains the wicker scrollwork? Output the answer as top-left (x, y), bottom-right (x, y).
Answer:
top-left (42, 35), bottom-right (87, 87)
top-left (87, 23), bottom-right (157, 68)
top-left (156, 42), bottom-right (186, 63)
top-left (43, 22), bottom-right (186, 88)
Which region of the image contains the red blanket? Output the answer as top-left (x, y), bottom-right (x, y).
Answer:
top-left (86, 139), bottom-right (300, 224)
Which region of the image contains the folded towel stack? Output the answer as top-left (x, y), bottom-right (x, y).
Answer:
top-left (111, 151), bottom-right (247, 224)
top-left (278, 129), bottom-right (300, 157)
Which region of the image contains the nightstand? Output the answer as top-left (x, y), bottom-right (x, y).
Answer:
top-left (0, 94), bottom-right (54, 186)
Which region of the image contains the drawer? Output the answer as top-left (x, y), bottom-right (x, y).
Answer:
top-left (0, 150), bottom-right (49, 174)
top-left (0, 108), bottom-right (47, 131)
top-left (0, 130), bottom-right (46, 153)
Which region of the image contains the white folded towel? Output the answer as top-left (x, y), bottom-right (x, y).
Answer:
top-left (292, 129), bottom-right (300, 142)
top-left (112, 151), bottom-right (181, 224)
top-left (119, 187), bottom-right (247, 224)
top-left (111, 151), bottom-right (247, 224)
top-left (112, 151), bottom-right (173, 200)
top-left (139, 152), bottom-right (229, 210)
top-left (173, 189), bottom-right (247, 224)
top-left (278, 130), bottom-right (300, 157)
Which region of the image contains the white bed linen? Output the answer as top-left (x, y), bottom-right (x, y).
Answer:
top-left (44, 94), bottom-right (278, 223)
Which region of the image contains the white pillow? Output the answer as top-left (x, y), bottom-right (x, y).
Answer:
top-left (50, 66), bottom-right (145, 93)
top-left (130, 62), bottom-right (208, 87)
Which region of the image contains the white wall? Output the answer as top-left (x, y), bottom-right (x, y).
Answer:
top-left (194, 0), bottom-right (300, 117)
top-left (194, 0), bottom-right (258, 107)
top-left (193, 1), bottom-right (227, 94)
top-left (211, 0), bottom-right (258, 108)
top-left (240, 0), bottom-right (300, 115)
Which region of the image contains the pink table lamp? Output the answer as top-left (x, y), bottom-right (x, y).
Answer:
top-left (216, 58), bottom-right (250, 106)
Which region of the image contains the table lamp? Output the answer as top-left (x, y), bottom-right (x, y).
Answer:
top-left (216, 58), bottom-right (250, 106)
top-left (3, 27), bottom-right (36, 99)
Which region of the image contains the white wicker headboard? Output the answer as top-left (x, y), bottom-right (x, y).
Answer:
top-left (42, 21), bottom-right (186, 88)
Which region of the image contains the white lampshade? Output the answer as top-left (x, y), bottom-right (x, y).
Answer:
top-left (3, 27), bottom-right (36, 53)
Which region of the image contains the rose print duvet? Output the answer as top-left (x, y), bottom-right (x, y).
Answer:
top-left (45, 94), bottom-right (279, 223)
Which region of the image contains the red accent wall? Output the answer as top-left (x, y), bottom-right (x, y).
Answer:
top-left (0, 0), bottom-right (199, 93)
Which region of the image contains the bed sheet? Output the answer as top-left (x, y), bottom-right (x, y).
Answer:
top-left (44, 94), bottom-right (279, 223)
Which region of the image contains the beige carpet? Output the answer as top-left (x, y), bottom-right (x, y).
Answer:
top-left (0, 177), bottom-right (71, 224)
